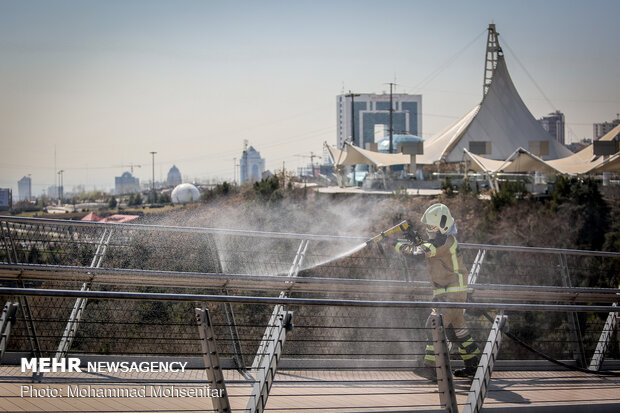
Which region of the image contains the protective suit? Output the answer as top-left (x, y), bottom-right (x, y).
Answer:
top-left (393, 203), bottom-right (481, 378)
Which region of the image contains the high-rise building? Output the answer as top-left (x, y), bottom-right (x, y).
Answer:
top-left (167, 165), bottom-right (182, 187)
top-left (336, 93), bottom-right (422, 150)
top-left (240, 145), bottom-right (265, 184)
top-left (593, 116), bottom-right (620, 140)
top-left (0, 188), bottom-right (11, 211)
top-left (115, 172), bottom-right (140, 194)
top-left (18, 176), bottom-right (32, 201)
top-left (538, 110), bottom-right (565, 145)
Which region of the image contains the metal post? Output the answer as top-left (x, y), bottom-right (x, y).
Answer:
top-left (252, 240), bottom-right (308, 370)
top-left (468, 249), bottom-right (486, 285)
top-left (57, 170), bottom-right (64, 203)
top-left (429, 313), bottom-right (458, 413)
top-left (0, 222), bottom-right (14, 262)
top-left (345, 91), bottom-right (360, 147)
top-left (150, 151), bottom-right (157, 203)
top-left (463, 313), bottom-right (508, 413)
top-left (55, 229), bottom-right (113, 360)
top-left (559, 254), bottom-right (587, 367)
top-left (389, 82), bottom-right (394, 153)
top-left (221, 301), bottom-right (245, 370)
top-left (205, 232), bottom-right (246, 371)
top-left (0, 221), bottom-right (42, 368)
top-left (0, 222), bottom-right (19, 270)
top-left (246, 310), bottom-right (293, 413)
top-left (0, 302), bottom-right (19, 362)
top-left (208, 236), bottom-right (246, 371)
top-left (589, 303), bottom-right (618, 371)
top-left (195, 306), bottom-right (231, 413)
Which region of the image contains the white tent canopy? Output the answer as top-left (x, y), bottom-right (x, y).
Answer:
top-left (464, 124), bottom-right (620, 175)
top-left (547, 124), bottom-right (620, 174)
top-left (422, 55), bottom-right (573, 164)
top-left (465, 148), bottom-right (562, 174)
top-left (326, 142), bottom-right (412, 167)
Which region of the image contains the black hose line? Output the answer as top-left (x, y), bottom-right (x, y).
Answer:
top-left (481, 311), bottom-right (620, 377)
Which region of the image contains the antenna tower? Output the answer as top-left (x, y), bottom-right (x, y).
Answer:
top-left (483, 24), bottom-right (503, 97)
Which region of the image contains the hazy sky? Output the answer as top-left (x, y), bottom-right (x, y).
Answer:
top-left (1, 0), bottom-right (619, 195)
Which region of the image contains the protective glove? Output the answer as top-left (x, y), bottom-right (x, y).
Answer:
top-left (392, 238), bottom-right (412, 253)
top-left (410, 230), bottom-right (424, 246)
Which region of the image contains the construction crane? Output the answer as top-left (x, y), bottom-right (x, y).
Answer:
top-left (294, 152), bottom-right (321, 177)
top-left (121, 164), bottom-right (142, 174)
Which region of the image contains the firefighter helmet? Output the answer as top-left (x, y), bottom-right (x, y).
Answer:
top-left (421, 203), bottom-right (454, 235)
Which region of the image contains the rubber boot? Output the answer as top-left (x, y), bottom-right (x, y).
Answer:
top-left (453, 356), bottom-right (480, 378)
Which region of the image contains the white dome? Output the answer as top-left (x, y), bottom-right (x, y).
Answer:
top-left (171, 183), bottom-right (200, 204)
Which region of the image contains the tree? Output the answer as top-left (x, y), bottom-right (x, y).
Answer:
top-left (460, 177), bottom-right (473, 197)
top-left (253, 176), bottom-right (283, 203)
top-left (108, 197), bottom-right (117, 209)
top-left (490, 180), bottom-right (528, 212)
top-left (550, 177), bottom-right (610, 251)
top-left (201, 181), bottom-right (240, 202)
top-left (159, 192), bottom-right (171, 204)
top-left (441, 176), bottom-right (454, 196)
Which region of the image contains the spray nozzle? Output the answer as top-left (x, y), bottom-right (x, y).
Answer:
top-left (367, 220), bottom-right (420, 245)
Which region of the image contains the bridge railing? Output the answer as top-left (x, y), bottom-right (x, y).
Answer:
top-left (1, 287), bottom-right (619, 413)
top-left (1, 216), bottom-right (619, 369)
top-left (1, 216), bottom-right (619, 412)
top-left (0, 216), bottom-right (618, 364)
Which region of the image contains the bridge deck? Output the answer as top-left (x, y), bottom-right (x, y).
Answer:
top-left (1, 367), bottom-right (619, 412)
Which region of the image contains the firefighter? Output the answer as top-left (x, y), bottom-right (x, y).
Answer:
top-left (392, 203), bottom-right (481, 380)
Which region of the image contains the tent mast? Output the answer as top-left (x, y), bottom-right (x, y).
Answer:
top-left (483, 24), bottom-right (503, 97)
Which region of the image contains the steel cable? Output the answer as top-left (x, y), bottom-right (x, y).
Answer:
top-left (481, 311), bottom-right (620, 377)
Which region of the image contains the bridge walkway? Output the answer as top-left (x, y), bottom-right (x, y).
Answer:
top-left (0, 367), bottom-right (619, 412)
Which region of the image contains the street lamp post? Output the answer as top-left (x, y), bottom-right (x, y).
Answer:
top-left (150, 152), bottom-right (157, 204)
top-left (345, 91), bottom-right (360, 147)
top-left (388, 82), bottom-right (395, 153)
top-left (57, 170), bottom-right (64, 205)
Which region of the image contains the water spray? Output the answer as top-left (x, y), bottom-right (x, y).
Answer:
top-left (298, 220), bottom-right (423, 272)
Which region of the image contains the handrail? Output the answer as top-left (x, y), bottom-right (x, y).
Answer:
top-left (1, 287), bottom-right (618, 312)
top-left (1, 263), bottom-right (618, 300)
top-left (0, 216), bottom-right (366, 242)
top-left (2, 216), bottom-right (619, 257)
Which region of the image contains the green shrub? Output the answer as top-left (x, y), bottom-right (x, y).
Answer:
top-left (441, 176), bottom-right (454, 196)
top-left (490, 180), bottom-right (528, 211)
top-left (254, 176), bottom-right (283, 204)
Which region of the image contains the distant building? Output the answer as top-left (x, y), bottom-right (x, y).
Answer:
top-left (115, 172), bottom-right (140, 194)
top-left (240, 145), bottom-right (265, 184)
top-left (538, 111), bottom-right (565, 145)
top-left (567, 138), bottom-right (592, 153)
top-left (167, 165), bottom-right (182, 187)
top-left (336, 92), bottom-right (423, 150)
top-left (594, 117), bottom-right (620, 140)
top-left (47, 185), bottom-right (60, 199)
top-left (18, 176), bottom-right (32, 201)
top-left (0, 188), bottom-right (11, 211)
